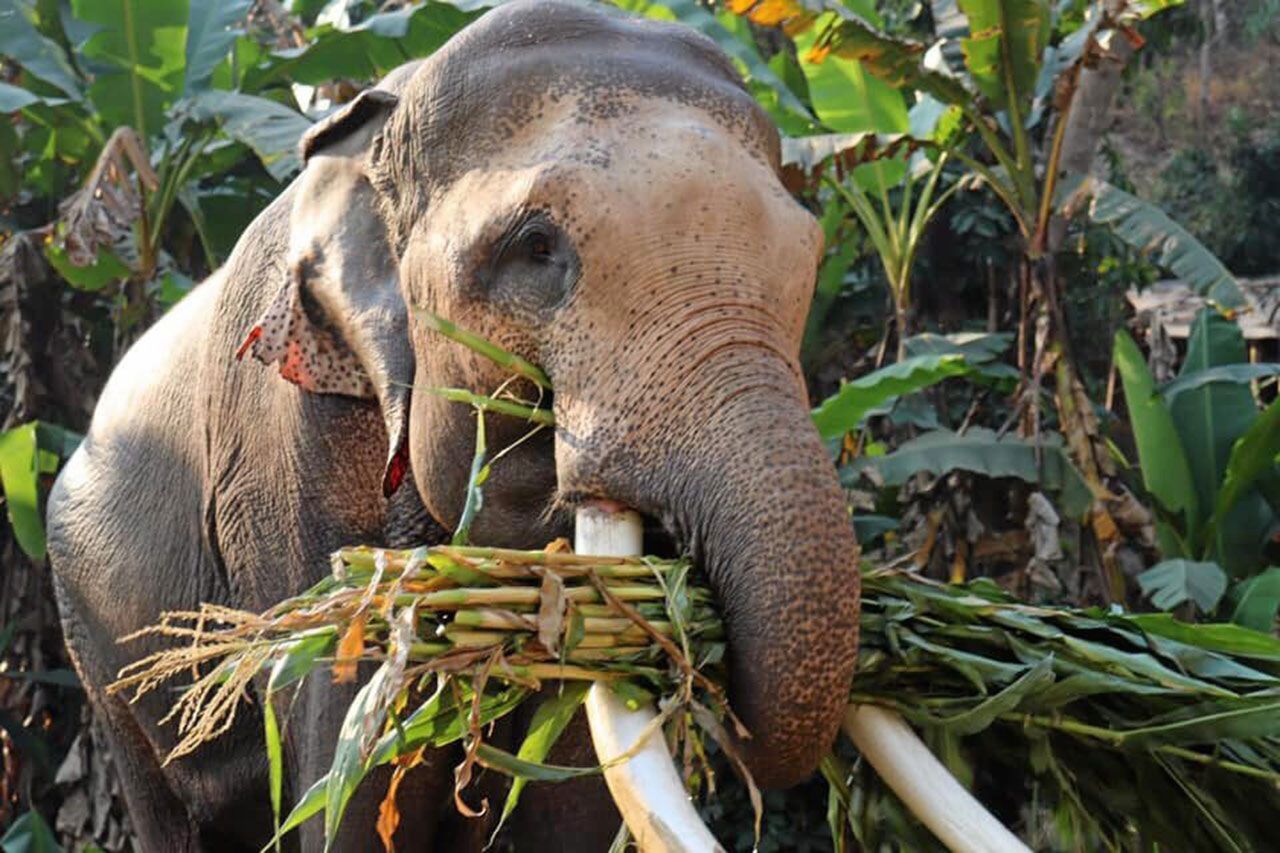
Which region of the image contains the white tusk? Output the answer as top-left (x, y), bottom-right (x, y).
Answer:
top-left (576, 505), bottom-right (724, 853)
top-left (842, 705), bottom-right (1030, 853)
top-left (574, 505), bottom-right (1024, 852)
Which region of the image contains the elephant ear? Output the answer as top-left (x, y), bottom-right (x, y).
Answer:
top-left (237, 89), bottom-right (412, 497)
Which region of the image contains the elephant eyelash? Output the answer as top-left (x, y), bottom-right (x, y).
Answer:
top-left (495, 212), bottom-right (558, 262)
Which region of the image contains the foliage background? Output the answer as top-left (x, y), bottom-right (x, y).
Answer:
top-left (0, 0), bottom-right (1277, 850)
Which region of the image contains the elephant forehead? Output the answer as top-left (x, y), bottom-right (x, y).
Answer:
top-left (423, 96), bottom-right (803, 249)
top-left (443, 56), bottom-right (776, 173)
top-left (412, 96), bottom-right (821, 352)
top-left (380, 4), bottom-right (782, 189)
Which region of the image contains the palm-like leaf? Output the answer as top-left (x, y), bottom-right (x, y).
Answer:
top-left (1063, 177), bottom-right (1246, 307)
top-left (955, 0), bottom-right (1050, 112)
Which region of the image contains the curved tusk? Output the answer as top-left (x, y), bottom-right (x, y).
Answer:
top-left (842, 705), bottom-right (1030, 853)
top-left (576, 505), bottom-right (723, 853)
top-left (586, 684), bottom-right (723, 852)
top-left (574, 505), bottom-right (1024, 852)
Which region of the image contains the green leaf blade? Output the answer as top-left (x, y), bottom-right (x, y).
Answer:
top-left (1229, 567), bottom-right (1280, 633)
top-left (1159, 363), bottom-right (1280, 404)
top-left (1073, 179), bottom-right (1245, 307)
top-left (0, 423), bottom-right (46, 559)
top-left (184, 0), bottom-right (252, 95)
top-left (0, 0), bottom-right (83, 100)
top-left (1113, 330), bottom-right (1198, 528)
top-left (1136, 559), bottom-right (1229, 614)
top-left (1212, 397), bottom-right (1280, 536)
top-left (0, 809), bottom-right (62, 853)
top-left (494, 683), bottom-right (591, 834)
top-left (1169, 309), bottom-right (1266, 572)
top-left (323, 665), bottom-right (392, 848)
top-left (187, 90), bottom-right (311, 181)
top-left (955, 0), bottom-right (1051, 112)
top-left (867, 427), bottom-right (1093, 517)
top-left (811, 354), bottom-right (970, 439)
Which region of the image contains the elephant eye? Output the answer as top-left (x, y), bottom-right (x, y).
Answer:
top-left (484, 214), bottom-right (578, 318)
top-left (522, 227), bottom-right (554, 262)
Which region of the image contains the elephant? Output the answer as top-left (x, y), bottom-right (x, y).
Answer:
top-left (45, 1), bottom-right (862, 850)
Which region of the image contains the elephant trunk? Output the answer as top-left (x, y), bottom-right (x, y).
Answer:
top-left (559, 346), bottom-right (861, 789)
top-left (678, 379), bottom-right (860, 788)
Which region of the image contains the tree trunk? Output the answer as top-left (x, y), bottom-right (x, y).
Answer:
top-left (1047, 25), bottom-right (1136, 253)
top-left (1198, 0), bottom-right (1217, 129)
top-left (1032, 10), bottom-right (1139, 603)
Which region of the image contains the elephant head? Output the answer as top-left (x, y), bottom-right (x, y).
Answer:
top-left (239, 0), bottom-right (859, 789)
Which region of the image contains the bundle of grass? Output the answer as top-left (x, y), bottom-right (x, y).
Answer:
top-left (829, 572), bottom-right (1280, 851)
top-left (111, 543), bottom-right (736, 848)
top-left (111, 545), bottom-right (1280, 851)
top-left (110, 314), bottom-right (1280, 851)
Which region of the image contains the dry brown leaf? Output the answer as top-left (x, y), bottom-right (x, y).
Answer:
top-left (452, 655), bottom-right (498, 819)
top-left (915, 509), bottom-right (944, 570)
top-left (535, 569), bottom-right (567, 656)
top-left (57, 127), bottom-right (158, 268)
top-left (1107, 486), bottom-right (1157, 548)
top-left (333, 613), bottom-right (367, 684)
top-left (376, 775), bottom-right (402, 852)
top-left (543, 537), bottom-right (571, 554)
top-left (377, 747), bottom-right (425, 852)
top-left (689, 699), bottom-right (762, 843)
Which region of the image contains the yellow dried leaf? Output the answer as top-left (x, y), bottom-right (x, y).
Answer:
top-left (950, 541), bottom-right (968, 585)
top-left (1091, 506), bottom-right (1119, 544)
top-left (332, 613), bottom-right (367, 683)
top-left (377, 760), bottom-right (410, 852)
top-left (748, 0), bottom-right (804, 26)
top-left (804, 42), bottom-right (832, 64)
top-left (536, 570), bottom-right (567, 656)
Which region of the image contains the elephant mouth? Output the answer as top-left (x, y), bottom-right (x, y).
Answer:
top-left (554, 492), bottom-right (682, 559)
top-left (640, 513), bottom-right (681, 559)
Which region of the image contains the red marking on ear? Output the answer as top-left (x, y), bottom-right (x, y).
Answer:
top-left (382, 440), bottom-right (410, 498)
top-left (278, 340), bottom-right (318, 391)
top-left (235, 326), bottom-right (263, 360)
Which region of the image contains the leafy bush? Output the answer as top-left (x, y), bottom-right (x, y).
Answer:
top-left (1154, 123), bottom-right (1280, 276)
top-left (1114, 309), bottom-right (1280, 622)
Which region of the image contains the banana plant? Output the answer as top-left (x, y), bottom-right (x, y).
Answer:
top-left (0, 0), bottom-right (483, 294)
top-left (721, 0), bottom-right (1253, 605)
top-left (1113, 309), bottom-right (1280, 622)
top-left (722, 0), bottom-right (1241, 449)
top-left (828, 153), bottom-right (962, 361)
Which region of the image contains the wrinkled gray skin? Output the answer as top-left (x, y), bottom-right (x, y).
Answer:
top-left (46, 2), bottom-right (860, 850)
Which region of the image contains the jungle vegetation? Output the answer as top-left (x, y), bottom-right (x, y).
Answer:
top-left (1, 0), bottom-right (1278, 849)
